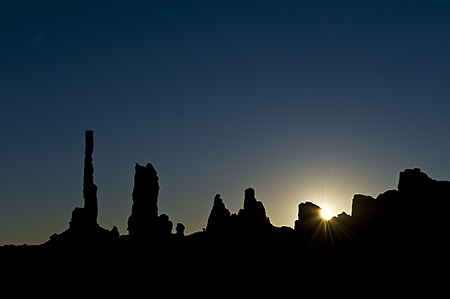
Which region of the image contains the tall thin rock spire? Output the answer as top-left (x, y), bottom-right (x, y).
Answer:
top-left (83, 130), bottom-right (98, 225)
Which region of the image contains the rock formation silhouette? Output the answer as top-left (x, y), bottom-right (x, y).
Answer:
top-left (2, 130), bottom-right (448, 283)
top-left (294, 202), bottom-right (322, 232)
top-left (292, 202), bottom-right (332, 253)
top-left (237, 187), bottom-right (271, 231)
top-left (157, 213), bottom-right (173, 239)
top-left (127, 163), bottom-right (160, 237)
top-left (203, 188), bottom-right (273, 239)
top-left (175, 223), bottom-right (185, 237)
top-left (46, 130), bottom-right (116, 247)
top-left (127, 163), bottom-right (175, 240)
top-left (206, 194), bottom-right (231, 234)
top-left (69, 130), bottom-right (98, 229)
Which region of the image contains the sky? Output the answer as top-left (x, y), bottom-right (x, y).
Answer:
top-left (1, 0), bottom-right (450, 245)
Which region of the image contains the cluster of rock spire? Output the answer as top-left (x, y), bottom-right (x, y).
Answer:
top-left (49, 131), bottom-right (179, 245)
top-left (45, 131), bottom-right (448, 259)
top-left (3, 129), bottom-right (446, 290)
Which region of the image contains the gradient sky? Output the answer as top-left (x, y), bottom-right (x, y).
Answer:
top-left (1, 1), bottom-right (450, 244)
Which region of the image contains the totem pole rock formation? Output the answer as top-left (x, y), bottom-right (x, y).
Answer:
top-left (69, 130), bottom-right (99, 229)
top-left (47, 130), bottom-right (116, 246)
top-left (83, 130), bottom-right (98, 224)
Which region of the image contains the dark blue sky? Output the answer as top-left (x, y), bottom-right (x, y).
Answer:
top-left (1, 1), bottom-right (450, 244)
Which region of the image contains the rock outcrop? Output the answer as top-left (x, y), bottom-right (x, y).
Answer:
top-left (127, 162), bottom-right (176, 240)
top-left (294, 202), bottom-right (322, 232)
top-left (398, 167), bottom-right (432, 195)
top-left (206, 194), bottom-right (231, 234)
top-left (237, 188), bottom-right (271, 230)
top-left (127, 163), bottom-right (160, 237)
top-left (157, 213), bottom-right (173, 239)
top-left (205, 188), bottom-right (272, 238)
top-left (351, 194), bottom-right (379, 221)
top-left (175, 223), bottom-right (185, 237)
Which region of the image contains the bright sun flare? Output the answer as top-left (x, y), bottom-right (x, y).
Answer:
top-left (320, 207), bottom-right (332, 220)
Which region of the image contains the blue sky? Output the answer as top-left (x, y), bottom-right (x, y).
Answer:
top-left (1, 1), bottom-right (450, 244)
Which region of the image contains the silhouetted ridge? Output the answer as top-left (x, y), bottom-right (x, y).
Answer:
top-left (6, 131), bottom-right (446, 274)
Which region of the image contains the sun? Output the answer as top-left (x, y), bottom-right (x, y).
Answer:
top-left (320, 207), bottom-right (332, 220)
